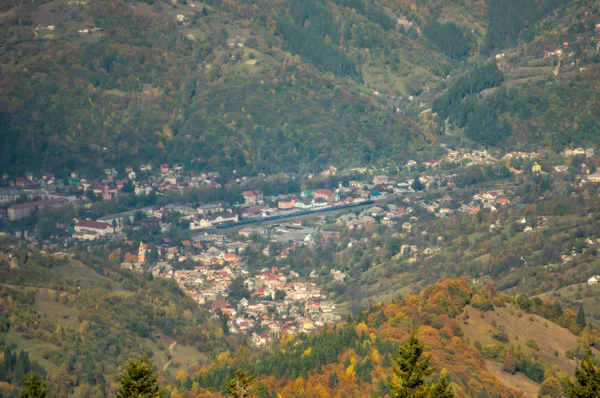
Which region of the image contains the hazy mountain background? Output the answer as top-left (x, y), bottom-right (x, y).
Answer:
top-left (1, 0), bottom-right (599, 177)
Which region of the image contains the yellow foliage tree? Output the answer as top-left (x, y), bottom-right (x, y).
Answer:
top-left (79, 320), bottom-right (89, 336)
top-left (175, 369), bottom-right (186, 382)
top-left (170, 386), bottom-right (183, 398)
top-left (217, 351), bottom-right (231, 364)
top-left (371, 349), bottom-right (381, 364)
top-left (355, 321), bottom-right (368, 336)
top-left (345, 364), bottom-right (356, 378)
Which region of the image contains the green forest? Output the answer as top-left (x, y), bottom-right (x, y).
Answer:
top-left (1, 0), bottom-right (598, 177)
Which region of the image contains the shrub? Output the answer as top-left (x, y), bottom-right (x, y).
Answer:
top-left (492, 325), bottom-right (509, 343)
top-left (502, 354), bottom-right (518, 374)
top-left (525, 339), bottom-right (539, 351)
top-left (483, 343), bottom-right (506, 361)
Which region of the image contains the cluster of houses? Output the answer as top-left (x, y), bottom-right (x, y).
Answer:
top-left (439, 148), bottom-right (499, 167)
top-left (2, 144), bottom-right (594, 227)
top-left (3, 146), bottom-right (600, 342)
top-left (117, 231), bottom-right (343, 344)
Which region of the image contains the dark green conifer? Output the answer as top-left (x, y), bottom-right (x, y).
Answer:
top-left (576, 306), bottom-right (586, 328)
top-left (117, 357), bottom-right (161, 398)
top-left (389, 333), bottom-right (455, 398)
top-left (226, 369), bottom-right (254, 398)
top-left (567, 350), bottom-right (600, 397)
top-left (20, 373), bottom-right (48, 398)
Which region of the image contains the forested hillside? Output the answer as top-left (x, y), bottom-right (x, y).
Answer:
top-left (1, 0), bottom-right (598, 177)
top-left (0, 236), bottom-right (229, 396)
top-left (167, 278), bottom-right (600, 397)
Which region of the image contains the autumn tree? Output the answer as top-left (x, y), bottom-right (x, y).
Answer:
top-left (567, 350), bottom-right (600, 397)
top-left (226, 369), bottom-right (254, 398)
top-left (538, 375), bottom-right (563, 398)
top-left (20, 374), bottom-right (48, 398)
top-left (117, 357), bottom-right (162, 398)
top-left (389, 333), bottom-right (455, 398)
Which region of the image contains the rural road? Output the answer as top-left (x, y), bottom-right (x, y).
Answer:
top-left (163, 341), bottom-right (177, 371)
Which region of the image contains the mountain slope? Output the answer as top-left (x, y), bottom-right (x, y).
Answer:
top-left (2, 0), bottom-right (597, 177)
top-left (177, 278), bottom-right (599, 397)
top-left (0, 235), bottom-right (228, 396)
top-left (0, 0), bottom-right (440, 177)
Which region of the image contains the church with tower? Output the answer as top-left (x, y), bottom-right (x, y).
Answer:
top-left (138, 241), bottom-right (147, 264)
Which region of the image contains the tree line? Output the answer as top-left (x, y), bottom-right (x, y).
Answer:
top-left (16, 332), bottom-right (600, 397)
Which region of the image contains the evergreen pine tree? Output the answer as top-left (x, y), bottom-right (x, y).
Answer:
top-left (3, 346), bottom-right (16, 379)
top-left (225, 369), bottom-right (254, 398)
top-left (567, 350), bottom-right (600, 397)
top-left (389, 333), bottom-right (455, 398)
top-left (14, 351), bottom-right (31, 386)
top-left (576, 306), bottom-right (586, 328)
top-left (117, 357), bottom-right (162, 398)
top-left (328, 372), bottom-right (339, 388)
top-left (553, 302), bottom-right (563, 318)
top-left (20, 373), bottom-right (48, 398)
top-left (411, 178), bottom-right (424, 192)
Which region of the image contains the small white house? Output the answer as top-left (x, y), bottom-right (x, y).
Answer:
top-left (587, 275), bottom-right (600, 286)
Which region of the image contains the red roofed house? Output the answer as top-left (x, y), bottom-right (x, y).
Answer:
top-left (211, 300), bottom-right (228, 312)
top-left (496, 197), bottom-right (510, 206)
top-left (313, 189), bottom-right (334, 203)
top-left (161, 164), bottom-right (170, 173)
top-left (8, 198), bottom-right (68, 221)
top-left (224, 253), bottom-right (238, 262)
top-left (73, 219), bottom-right (113, 240)
top-left (256, 286), bottom-right (267, 296)
top-left (74, 219), bottom-right (112, 232)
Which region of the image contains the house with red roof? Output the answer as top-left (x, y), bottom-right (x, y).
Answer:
top-left (224, 253), bottom-right (238, 262)
top-left (74, 219), bottom-right (113, 234)
top-left (73, 219), bottom-right (114, 240)
top-left (8, 198), bottom-right (68, 221)
top-left (211, 300), bottom-right (228, 311)
top-left (313, 189), bottom-right (334, 203)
